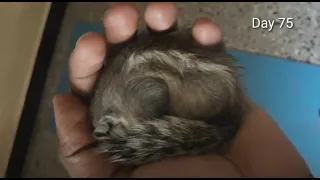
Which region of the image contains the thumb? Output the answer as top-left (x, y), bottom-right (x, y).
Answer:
top-left (53, 94), bottom-right (117, 177)
top-left (53, 94), bottom-right (93, 157)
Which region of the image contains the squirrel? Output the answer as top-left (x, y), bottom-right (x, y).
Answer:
top-left (88, 28), bottom-right (247, 166)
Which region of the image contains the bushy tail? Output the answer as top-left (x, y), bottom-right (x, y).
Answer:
top-left (96, 116), bottom-right (238, 165)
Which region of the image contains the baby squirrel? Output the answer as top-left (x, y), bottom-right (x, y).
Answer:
top-left (88, 28), bottom-right (246, 166)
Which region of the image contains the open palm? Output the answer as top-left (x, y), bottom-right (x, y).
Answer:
top-left (53, 2), bottom-right (310, 178)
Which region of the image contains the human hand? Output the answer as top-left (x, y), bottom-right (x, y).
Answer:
top-left (53, 2), bottom-right (310, 178)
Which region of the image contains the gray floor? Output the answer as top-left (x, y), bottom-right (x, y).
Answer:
top-left (22, 2), bottom-right (320, 177)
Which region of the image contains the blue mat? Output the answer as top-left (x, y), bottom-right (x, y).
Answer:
top-left (50, 22), bottom-right (320, 177)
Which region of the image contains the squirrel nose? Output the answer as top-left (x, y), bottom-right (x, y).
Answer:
top-left (93, 121), bottom-right (113, 140)
top-left (93, 126), bottom-right (108, 140)
top-left (93, 130), bottom-right (106, 139)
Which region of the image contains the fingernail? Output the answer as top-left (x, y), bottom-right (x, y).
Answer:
top-left (103, 9), bottom-right (109, 19)
top-left (52, 94), bottom-right (61, 107)
top-left (75, 32), bottom-right (94, 48)
top-left (52, 94), bottom-right (65, 107)
top-left (52, 95), bottom-right (58, 106)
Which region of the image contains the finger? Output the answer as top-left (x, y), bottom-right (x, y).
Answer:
top-left (192, 18), bottom-right (223, 46)
top-left (144, 2), bottom-right (178, 32)
top-left (60, 147), bottom-right (116, 178)
top-left (53, 94), bottom-right (117, 177)
top-left (112, 166), bottom-right (136, 178)
top-left (53, 94), bottom-right (95, 157)
top-left (69, 32), bottom-right (106, 96)
top-left (132, 155), bottom-right (241, 178)
top-left (70, 3), bottom-right (139, 96)
top-left (103, 2), bottom-right (139, 44)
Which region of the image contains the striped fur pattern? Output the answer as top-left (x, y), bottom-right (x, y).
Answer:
top-left (89, 29), bottom-right (246, 165)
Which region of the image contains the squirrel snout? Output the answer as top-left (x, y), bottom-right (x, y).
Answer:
top-left (93, 120), bottom-right (113, 140)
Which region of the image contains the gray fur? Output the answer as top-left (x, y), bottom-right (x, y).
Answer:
top-left (88, 29), bottom-right (246, 166)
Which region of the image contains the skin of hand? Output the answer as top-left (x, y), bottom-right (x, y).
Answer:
top-left (52, 2), bottom-right (311, 178)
